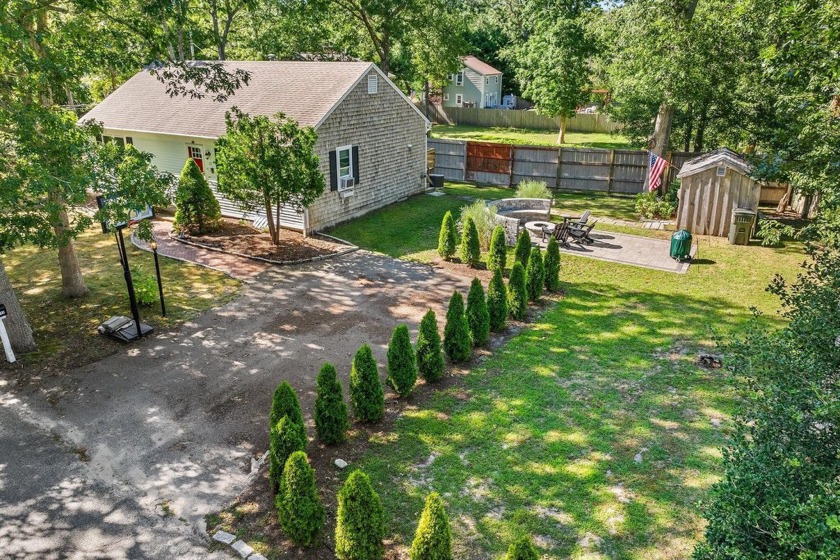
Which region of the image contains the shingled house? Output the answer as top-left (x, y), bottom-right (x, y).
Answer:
top-left (82, 61), bottom-right (430, 233)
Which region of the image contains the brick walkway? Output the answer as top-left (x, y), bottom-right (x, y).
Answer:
top-left (133, 220), bottom-right (271, 281)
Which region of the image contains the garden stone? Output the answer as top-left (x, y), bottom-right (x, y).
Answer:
top-left (249, 555), bottom-right (268, 560)
top-left (711, 418), bottom-right (722, 428)
top-left (231, 540), bottom-right (254, 558)
top-left (212, 530), bottom-right (236, 544)
top-left (634, 453), bottom-right (643, 463)
top-left (335, 458), bottom-right (348, 469)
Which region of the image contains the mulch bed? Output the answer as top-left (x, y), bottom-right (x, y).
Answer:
top-left (180, 219), bottom-right (352, 262)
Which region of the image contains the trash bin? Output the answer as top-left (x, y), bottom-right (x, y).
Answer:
top-left (728, 208), bottom-right (756, 245)
top-left (670, 229), bottom-right (693, 261)
top-left (429, 174), bottom-right (445, 190)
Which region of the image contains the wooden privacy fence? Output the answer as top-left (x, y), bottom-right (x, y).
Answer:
top-left (420, 104), bottom-right (623, 133)
top-left (429, 138), bottom-right (697, 194)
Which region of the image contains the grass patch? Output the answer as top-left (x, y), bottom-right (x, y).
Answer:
top-left (552, 192), bottom-right (640, 223)
top-left (2, 224), bottom-right (241, 373)
top-left (431, 124), bottom-right (634, 150)
top-left (330, 186), bottom-right (807, 558)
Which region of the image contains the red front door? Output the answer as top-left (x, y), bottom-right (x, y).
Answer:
top-left (188, 146), bottom-right (204, 173)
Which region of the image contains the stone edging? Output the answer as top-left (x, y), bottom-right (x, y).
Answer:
top-left (209, 451), bottom-right (269, 559)
top-left (169, 232), bottom-right (359, 266)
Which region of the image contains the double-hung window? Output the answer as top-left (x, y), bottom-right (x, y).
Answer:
top-left (337, 145), bottom-right (353, 179)
top-left (455, 71), bottom-right (464, 86)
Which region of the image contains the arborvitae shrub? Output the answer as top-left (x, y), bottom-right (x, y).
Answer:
top-left (508, 262), bottom-right (528, 320)
top-left (269, 416), bottom-right (306, 492)
top-left (460, 217), bottom-right (481, 267)
top-left (335, 471), bottom-right (385, 560)
top-left (488, 225), bottom-right (507, 273)
top-left (173, 158), bottom-right (221, 234)
top-left (314, 362), bottom-right (349, 445)
top-left (526, 247), bottom-right (545, 302)
top-left (443, 291), bottom-right (471, 363)
top-left (270, 381), bottom-right (304, 431)
top-left (387, 324), bottom-right (417, 397)
top-left (514, 229), bottom-right (532, 268)
top-left (349, 344), bottom-right (384, 423)
top-left (437, 211), bottom-right (457, 260)
top-left (416, 309), bottom-right (445, 383)
top-left (277, 451), bottom-right (325, 547)
top-left (409, 492), bottom-right (453, 560)
top-left (466, 278), bottom-right (490, 347)
top-left (544, 237), bottom-right (561, 292)
top-left (505, 535), bottom-right (539, 560)
top-left (487, 269), bottom-right (508, 332)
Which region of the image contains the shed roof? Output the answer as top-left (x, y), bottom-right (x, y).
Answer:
top-left (677, 148), bottom-right (752, 178)
top-left (81, 61), bottom-right (397, 138)
top-left (463, 56), bottom-right (502, 75)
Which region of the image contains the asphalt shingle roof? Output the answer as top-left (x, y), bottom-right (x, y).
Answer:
top-left (81, 61), bottom-right (374, 138)
top-left (463, 56), bottom-right (502, 75)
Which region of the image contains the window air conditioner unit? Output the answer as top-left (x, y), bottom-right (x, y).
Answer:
top-left (338, 176), bottom-right (355, 199)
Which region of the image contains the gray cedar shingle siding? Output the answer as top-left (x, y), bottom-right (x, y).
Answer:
top-left (307, 70), bottom-right (428, 231)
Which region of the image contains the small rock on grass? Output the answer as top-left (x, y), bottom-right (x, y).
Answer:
top-left (335, 458), bottom-right (348, 469)
top-left (231, 540), bottom-right (254, 558)
top-left (634, 453), bottom-right (643, 463)
top-left (212, 530), bottom-right (236, 544)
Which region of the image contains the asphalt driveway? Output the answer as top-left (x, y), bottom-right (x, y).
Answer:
top-left (0, 250), bottom-right (476, 559)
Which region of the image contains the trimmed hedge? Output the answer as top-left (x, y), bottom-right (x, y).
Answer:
top-left (335, 471), bottom-right (385, 560)
top-left (487, 269), bottom-right (508, 332)
top-left (466, 278), bottom-right (490, 347)
top-left (508, 262), bottom-right (528, 320)
top-left (437, 211), bottom-right (457, 260)
top-left (443, 291), bottom-right (471, 363)
top-left (387, 324), bottom-right (417, 397)
top-left (416, 309), bottom-right (445, 383)
top-left (277, 451), bottom-right (325, 546)
top-left (350, 344), bottom-right (384, 423)
top-left (460, 217), bottom-right (481, 267)
top-left (505, 536), bottom-right (539, 560)
top-left (314, 362), bottom-right (349, 445)
top-left (409, 492), bottom-right (453, 560)
top-left (488, 225), bottom-right (507, 273)
top-left (514, 229), bottom-right (532, 268)
top-left (269, 416), bottom-right (307, 492)
top-left (526, 247), bottom-right (545, 302)
top-left (173, 158), bottom-right (221, 234)
top-left (544, 236), bottom-right (561, 292)
top-left (270, 381), bottom-right (304, 431)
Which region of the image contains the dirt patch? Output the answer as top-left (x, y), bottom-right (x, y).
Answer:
top-left (182, 219), bottom-right (351, 262)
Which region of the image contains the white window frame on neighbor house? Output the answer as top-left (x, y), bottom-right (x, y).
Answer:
top-left (101, 135), bottom-right (133, 147)
top-left (443, 93), bottom-right (449, 101)
top-left (337, 145), bottom-right (353, 179)
top-left (485, 77), bottom-right (489, 85)
top-left (495, 76), bottom-right (499, 84)
top-left (455, 94), bottom-right (463, 107)
top-left (455, 71), bottom-right (464, 86)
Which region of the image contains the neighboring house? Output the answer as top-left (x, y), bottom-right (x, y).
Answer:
top-left (442, 56), bottom-right (503, 109)
top-left (82, 61), bottom-right (430, 234)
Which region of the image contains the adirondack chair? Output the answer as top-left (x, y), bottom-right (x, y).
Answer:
top-left (550, 221), bottom-right (572, 247)
top-left (569, 220), bottom-right (598, 244)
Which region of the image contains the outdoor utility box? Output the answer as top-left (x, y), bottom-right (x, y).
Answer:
top-left (670, 229), bottom-right (693, 260)
top-left (728, 208), bottom-right (756, 245)
top-left (429, 174), bottom-right (445, 190)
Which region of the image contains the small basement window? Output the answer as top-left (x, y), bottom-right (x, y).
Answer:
top-left (367, 74), bottom-right (378, 94)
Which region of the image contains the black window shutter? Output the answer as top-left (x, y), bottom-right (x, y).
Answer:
top-left (352, 146), bottom-right (360, 184)
top-left (329, 150), bottom-right (338, 191)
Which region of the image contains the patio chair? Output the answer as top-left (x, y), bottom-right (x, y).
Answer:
top-left (574, 210), bottom-right (591, 226)
top-left (550, 221), bottom-right (572, 247)
top-left (569, 220), bottom-right (598, 244)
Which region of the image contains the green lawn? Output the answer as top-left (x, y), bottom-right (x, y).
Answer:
top-left (331, 184), bottom-right (807, 559)
top-left (553, 192), bottom-right (640, 222)
top-left (432, 124), bottom-right (634, 150)
top-left (2, 225), bottom-right (241, 373)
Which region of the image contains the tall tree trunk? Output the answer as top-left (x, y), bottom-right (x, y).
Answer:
top-left (684, 105), bottom-right (693, 152)
top-left (0, 259), bottom-right (36, 353)
top-left (50, 192), bottom-right (88, 298)
top-left (651, 102), bottom-right (673, 157)
top-left (263, 197), bottom-right (278, 245)
top-left (557, 116), bottom-right (567, 144)
top-left (694, 103), bottom-right (708, 152)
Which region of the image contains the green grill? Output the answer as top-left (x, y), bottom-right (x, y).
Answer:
top-left (670, 229), bottom-right (693, 261)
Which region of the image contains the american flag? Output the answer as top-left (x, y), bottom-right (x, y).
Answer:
top-left (648, 152), bottom-right (668, 192)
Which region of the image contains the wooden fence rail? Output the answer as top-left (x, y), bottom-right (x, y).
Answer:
top-left (419, 104), bottom-right (624, 133)
top-left (429, 138), bottom-right (697, 194)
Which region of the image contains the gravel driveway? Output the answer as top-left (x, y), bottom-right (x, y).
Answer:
top-left (0, 251), bottom-right (475, 559)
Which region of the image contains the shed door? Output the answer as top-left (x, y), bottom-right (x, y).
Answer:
top-left (188, 145), bottom-right (204, 173)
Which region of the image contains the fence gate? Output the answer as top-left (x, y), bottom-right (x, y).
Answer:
top-left (466, 142), bottom-right (513, 186)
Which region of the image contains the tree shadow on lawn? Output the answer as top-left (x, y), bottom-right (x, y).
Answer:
top-left (358, 281), bottom-right (748, 559)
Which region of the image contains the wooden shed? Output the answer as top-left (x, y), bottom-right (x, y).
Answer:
top-left (675, 148), bottom-right (760, 237)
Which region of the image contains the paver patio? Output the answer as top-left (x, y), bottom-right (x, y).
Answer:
top-left (536, 230), bottom-right (695, 273)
